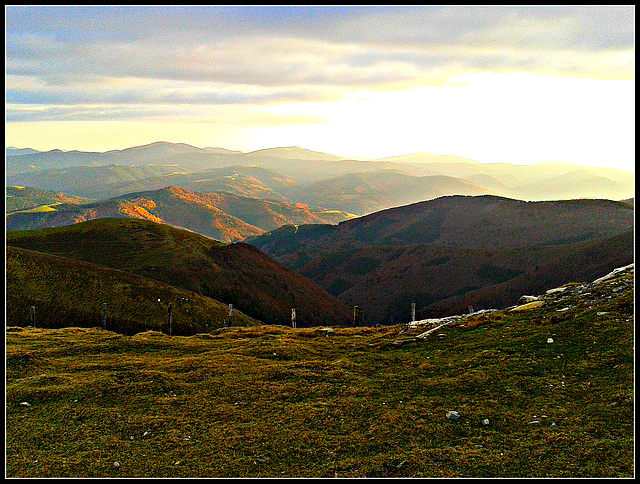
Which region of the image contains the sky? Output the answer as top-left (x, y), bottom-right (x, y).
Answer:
top-left (5, 5), bottom-right (635, 171)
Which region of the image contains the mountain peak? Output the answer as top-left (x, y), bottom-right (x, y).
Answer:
top-left (247, 146), bottom-right (345, 161)
top-left (374, 152), bottom-right (480, 164)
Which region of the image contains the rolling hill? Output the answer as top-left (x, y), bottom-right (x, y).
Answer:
top-left (101, 165), bottom-right (300, 202)
top-left (6, 186), bottom-right (92, 214)
top-left (293, 170), bottom-right (490, 215)
top-left (248, 195), bottom-right (634, 324)
top-left (6, 186), bottom-right (355, 242)
top-left (6, 164), bottom-right (169, 198)
top-left (6, 246), bottom-right (260, 335)
top-left (6, 218), bottom-right (353, 328)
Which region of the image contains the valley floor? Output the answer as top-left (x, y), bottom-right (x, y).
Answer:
top-left (5, 269), bottom-right (634, 478)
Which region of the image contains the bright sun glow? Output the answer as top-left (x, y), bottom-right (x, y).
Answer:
top-left (252, 73), bottom-right (635, 169)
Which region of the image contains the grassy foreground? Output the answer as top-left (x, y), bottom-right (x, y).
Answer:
top-left (6, 282), bottom-right (633, 477)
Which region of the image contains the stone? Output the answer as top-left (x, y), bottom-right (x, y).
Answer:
top-left (19, 402), bottom-right (31, 408)
top-left (547, 338), bottom-right (554, 344)
top-left (392, 338), bottom-right (417, 346)
top-left (510, 300), bottom-right (544, 312)
top-left (482, 418), bottom-right (490, 426)
top-left (518, 295), bottom-right (539, 305)
top-left (446, 410), bottom-right (460, 420)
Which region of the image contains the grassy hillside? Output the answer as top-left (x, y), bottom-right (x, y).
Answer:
top-left (6, 266), bottom-right (633, 477)
top-left (6, 186), bottom-right (91, 213)
top-left (288, 229), bottom-right (633, 324)
top-left (6, 246), bottom-right (260, 335)
top-left (6, 218), bottom-right (353, 328)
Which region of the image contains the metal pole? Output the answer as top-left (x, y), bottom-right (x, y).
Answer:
top-left (102, 303), bottom-right (107, 330)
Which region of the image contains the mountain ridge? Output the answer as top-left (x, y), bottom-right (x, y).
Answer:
top-left (7, 141), bottom-right (633, 205)
top-left (248, 194), bottom-right (634, 324)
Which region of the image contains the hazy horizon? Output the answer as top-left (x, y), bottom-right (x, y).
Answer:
top-left (7, 140), bottom-right (636, 176)
top-left (6, 6), bottom-right (634, 171)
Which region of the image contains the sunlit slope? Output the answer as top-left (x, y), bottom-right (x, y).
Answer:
top-left (6, 186), bottom-right (352, 242)
top-left (6, 186), bottom-right (355, 242)
top-left (6, 218), bottom-right (353, 327)
top-left (6, 186), bottom-right (91, 213)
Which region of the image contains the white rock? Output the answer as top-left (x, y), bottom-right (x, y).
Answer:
top-left (19, 402), bottom-right (31, 408)
top-left (518, 295), bottom-right (539, 305)
top-left (547, 338), bottom-right (554, 344)
top-left (446, 410), bottom-right (460, 420)
top-left (592, 263), bottom-right (634, 284)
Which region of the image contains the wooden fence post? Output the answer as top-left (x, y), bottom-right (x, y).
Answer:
top-left (167, 302), bottom-right (173, 336)
top-left (291, 308), bottom-right (296, 329)
top-left (29, 306), bottom-right (36, 328)
top-left (353, 306), bottom-right (361, 327)
top-left (411, 302), bottom-right (416, 322)
top-left (102, 303), bottom-right (107, 330)
top-left (228, 304), bottom-right (233, 328)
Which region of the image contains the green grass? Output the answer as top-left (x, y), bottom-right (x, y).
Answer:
top-left (6, 246), bottom-right (260, 335)
top-left (6, 280), bottom-right (634, 477)
top-left (12, 203), bottom-right (63, 214)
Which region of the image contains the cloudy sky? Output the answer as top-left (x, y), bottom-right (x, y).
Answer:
top-left (5, 6), bottom-right (635, 170)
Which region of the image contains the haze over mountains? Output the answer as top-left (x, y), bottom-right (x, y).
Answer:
top-left (7, 141), bottom-right (634, 216)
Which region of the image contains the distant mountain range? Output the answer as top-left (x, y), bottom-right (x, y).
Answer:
top-left (248, 195), bottom-right (634, 325)
top-left (6, 142), bottom-right (634, 216)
